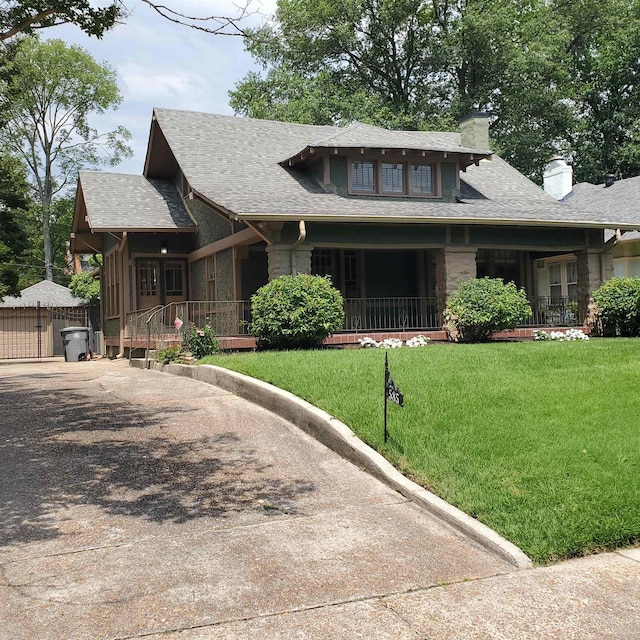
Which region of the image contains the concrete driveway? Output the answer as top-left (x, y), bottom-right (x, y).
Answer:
top-left (1, 359), bottom-right (639, 639)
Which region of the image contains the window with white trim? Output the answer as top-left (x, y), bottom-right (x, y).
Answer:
top-left (548, 260), bottom-right (578, 300)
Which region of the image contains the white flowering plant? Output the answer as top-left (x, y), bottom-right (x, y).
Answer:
top-left (358, 335), bottom-right (430, 349)
top-left (533, 329), bottom-right (589, 341)
top-left (406, 335), bottom-right (431, 347)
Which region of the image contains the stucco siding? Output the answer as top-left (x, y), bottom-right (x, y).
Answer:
top-left (190, 258), bottom-right (207, 300)
top-left (215, 248), bottom-right (235, 301)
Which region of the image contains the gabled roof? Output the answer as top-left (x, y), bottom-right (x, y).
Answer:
top-left (144, 109), bottom-right (637, 229)
top-left (0, 280), bottom-right (87, 308)
top-left (78, 172), bottom-right (196, 232)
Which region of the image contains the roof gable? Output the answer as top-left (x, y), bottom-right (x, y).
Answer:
top-left (77, 172), bottom-right (196, 232)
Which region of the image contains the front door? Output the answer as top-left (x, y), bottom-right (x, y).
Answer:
top-left (138, 260), bottom-right (161, 310)
top-left (137, 259), bottom-right (188, 310)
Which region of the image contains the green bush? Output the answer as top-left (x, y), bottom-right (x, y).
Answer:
top-left (250, 274), bottom-right (344, 349)
top-left (155, 345), bottom-right (184, 364)
top-left (592, 277), bottom-right (640, 337)
top-left (444, 277), bottom-right (532, 343)
top-left (183, 323), bottom-right (220, 359)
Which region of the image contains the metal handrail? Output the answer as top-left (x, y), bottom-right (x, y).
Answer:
top-left (127, 305), bottom-right (162, 365)
top-left (144, 303), bottom-right (173, 369)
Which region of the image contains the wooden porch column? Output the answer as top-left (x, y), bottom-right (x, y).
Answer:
top-left (436, 247), bottom-right (478, 321)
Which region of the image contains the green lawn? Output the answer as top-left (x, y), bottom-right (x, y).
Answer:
top-left (200, 339), bottom-right (640, 564)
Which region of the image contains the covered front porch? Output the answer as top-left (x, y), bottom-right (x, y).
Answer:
top-left (125, 293), bottom-right (587, 356)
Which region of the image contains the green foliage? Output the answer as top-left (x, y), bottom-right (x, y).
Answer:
top-left (250, 274), bottom-right (345, 349)
top-left (0, 36), bottom-right (132, 281)
top-left (233, 0), bottom-right (640, 183)
top-left (16, 197), bottom-right (75, 289)
top-left (0, 153), bottom-right (30, 299)
top-left (154, 345), bottom-right (184, 365)
top-left (69, 271), bottom-right (100, 304)
top-left (182, 324), bottom-right (220, 359)
top-left (0, 1), bottom-right (123, 41)
top-left (592, 277), bottom-right (640, 337)
top-left (445, 277), bottom-right (532, 343)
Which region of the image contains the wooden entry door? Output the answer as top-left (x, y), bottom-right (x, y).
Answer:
top-left (137, 259), bottom-right (188, 310)
top-left (138, 260), bottom-right (161, 310)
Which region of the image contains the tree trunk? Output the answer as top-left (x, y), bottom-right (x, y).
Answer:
top-left (42, 204), bottom-right (53, 281)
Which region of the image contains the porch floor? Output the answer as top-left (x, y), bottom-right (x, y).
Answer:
top-left (125, 326), bottom-right (588, 353)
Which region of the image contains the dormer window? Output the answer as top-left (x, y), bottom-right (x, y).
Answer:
top-left (382, 163), bottom-right (404, 193)
top-left (352, 161), bottom-right (375, 192)
top-left (349, 158), bottom-right (437, 197)
top-left (411, 164), bottom-right (433, 195)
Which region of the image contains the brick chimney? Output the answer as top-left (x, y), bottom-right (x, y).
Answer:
top-left (543, 156), bottom-right (573, 200)
top-left (458, 113), bottom-right (490, 151)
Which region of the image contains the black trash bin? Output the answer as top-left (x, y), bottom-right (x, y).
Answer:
top-left (60, 326), bottom-right (91, 362)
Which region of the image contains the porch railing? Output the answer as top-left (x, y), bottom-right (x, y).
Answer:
top-left (524, 297), bottom-right (582, 327)
top-left (342, 297), bottom-right (440, 331)
top-left (125, 295), bottom-right (583, 358)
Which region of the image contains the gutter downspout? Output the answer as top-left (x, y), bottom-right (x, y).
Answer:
top-left (117, 232), bottom-right (128, 358)
top-left (291, 220), bottom-right (306, 275)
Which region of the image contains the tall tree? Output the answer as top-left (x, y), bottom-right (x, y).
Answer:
top-left (0, 36), bottom-right (131, 281)
top-left (231, 0), bottom-right (640, 183)
top-left (0, 153), bottom-right (30, 299)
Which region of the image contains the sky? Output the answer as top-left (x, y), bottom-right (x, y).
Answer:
top-left (50, 0), bottom-right (278, 175)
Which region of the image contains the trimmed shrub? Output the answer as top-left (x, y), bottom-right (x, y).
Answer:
top-left (444, 277), bottom-right (532, 343)
top-left (250, 274), bottom-right (344, 349)
top-left (183, 323), bottom-right (220, 359)
top-left (592, 277), bottom-right (640, 337)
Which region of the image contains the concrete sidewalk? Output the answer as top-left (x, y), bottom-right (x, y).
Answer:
top-left (0, 359), bottom-right (639, 639)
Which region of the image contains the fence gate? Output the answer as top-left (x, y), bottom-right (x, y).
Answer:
top-left (0, 305), bottom-right (89, 359)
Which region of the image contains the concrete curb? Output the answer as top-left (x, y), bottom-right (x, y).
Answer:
top-left (131, 359), bottom-right (533, 569)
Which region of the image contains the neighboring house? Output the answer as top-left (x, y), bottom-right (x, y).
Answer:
top-left (71, 110), bottom-right (639, 356)
top-left (0, 280), bottom-right (89, 359)
top-left (569, 176), bottom-right (640, 279)
top-left (544, 158), bottom-right (640, 286)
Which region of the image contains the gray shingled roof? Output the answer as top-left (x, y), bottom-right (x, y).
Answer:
top-left (150, 109), bottom-right (640, 229)
top-left (303, 121), bottom-right (489, 155)
top-left (0, 280), bottom-right (87, 308)
top-left (571, 178), bottom-right (640, 240)
top-left (79, 172), bottom-right (195, 231)
top-left (569, 177), bottom-right (640, 232)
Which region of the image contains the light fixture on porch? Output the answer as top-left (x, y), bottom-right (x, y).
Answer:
top-left (160, 242), bottom-right (168, 255)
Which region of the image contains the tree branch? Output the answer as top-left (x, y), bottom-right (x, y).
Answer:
top-left (139, 0), bottom-right (260, 37)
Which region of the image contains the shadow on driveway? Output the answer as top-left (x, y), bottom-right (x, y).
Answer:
top-left (0, 370), bottom-right (315, 548)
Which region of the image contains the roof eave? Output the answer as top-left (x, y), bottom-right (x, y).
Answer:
top-left (86, 226), bottom-right (198, 233)
top-left (280, 145), bottom-right (492, 167)
top-left (236, 211), bottom-right (640, 230)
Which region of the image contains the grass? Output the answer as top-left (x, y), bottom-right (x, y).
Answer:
top-left (200, 339), bottom-right (640, 564)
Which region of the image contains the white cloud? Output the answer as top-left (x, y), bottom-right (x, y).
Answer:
top-left (120, 64), bottom-right (205, 102)
top-left (40, 0), bottom-right (279, 175)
